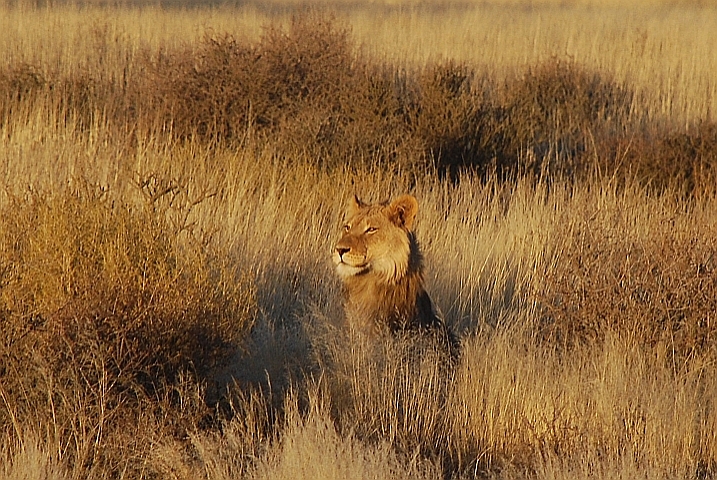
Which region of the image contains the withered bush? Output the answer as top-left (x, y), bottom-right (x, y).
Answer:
top-left (628, 122), bottom-right (717, 196)
top-left (0, 63), bottom-right (45, 103)
top-left (3, 14), bottom-right (715, 190)
top-left (146, 13), bottom-right (419, 167)
top-left (405, 60), bottom-right (636, 179)
top-left (498, 60), bottom-right (635, 175)
top-left (0, 63), bottom-right (46, 121)
top-left (407, 62), bottom-right (482, 174)
top-left (0, 186), bottom-right (256, 477)
top-left (537, 198), bottom-right (717, 357)
top-left (147, 14), bottom-right (356, 139)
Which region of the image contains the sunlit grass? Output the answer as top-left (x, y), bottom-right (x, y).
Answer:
top-left (2, 2), bottom-right (717, 479)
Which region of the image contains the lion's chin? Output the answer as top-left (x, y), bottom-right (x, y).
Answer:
top-left (335, 262), bottom-right (368, 279)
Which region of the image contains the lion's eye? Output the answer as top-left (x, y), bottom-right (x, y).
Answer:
top-left (365, 226), bottom-right (378, 234)
top-left (343, 225), bottom-right (351, 232)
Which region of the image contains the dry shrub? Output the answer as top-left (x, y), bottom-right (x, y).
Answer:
top-left (0, 63), bottom-right (46, 122)
top-left (274, 62), bottom-right (418, 168)
top-left (626, 122), bottom-right (717, 196)
top-left (146, 27), bottom-right (483, 171)
top-left (0, 28), bottom-right (128, 133)
top-left (405, 60), bottom-right (636, 179)
top-left (0, 25), bottom-right (125, 135)
top-left (4, 15), bottom-right (708, 189)
top-left (0, 186), bottom-right (256, 477)
top-left (54, 73), bottom-right (115, 131)
top-left (253, 13), bottom-right (356, 124)
top-left (147, 33), bottom-right (260, 141)
top-left (499, 60), bottom-right (635, 176)
top-left (409, 62), bottom-right (482, 175)
top-left (536, 190), bottom-right (717, 357)
top-left (0, 63), bottom-right (45, 103)
top-left (145, 13), bottom-right (420, 167)
top-left (148, 14), bottom-right (356, 142)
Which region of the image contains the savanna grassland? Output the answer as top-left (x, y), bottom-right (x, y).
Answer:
top-left (2, 1), bottom-right (717, 479)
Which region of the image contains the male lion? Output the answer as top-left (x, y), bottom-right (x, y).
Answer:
top-left (333, 194), bottom-right (457, 352)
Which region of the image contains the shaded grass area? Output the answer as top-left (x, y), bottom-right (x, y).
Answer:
top-left (2, 8), bottom-right (717, 480)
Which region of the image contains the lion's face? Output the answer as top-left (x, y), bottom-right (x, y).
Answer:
top-left (333, 195), bottom-right (419, 284)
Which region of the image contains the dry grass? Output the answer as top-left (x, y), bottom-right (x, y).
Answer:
top-left (3, 2), bottom-right (717, 479)
top-left (0, 185), bottom-right (257, 478)
top-left (2, 0), bottom-right (717, 125)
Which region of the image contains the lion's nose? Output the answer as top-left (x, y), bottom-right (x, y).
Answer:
top-left (336, 247), bottom-right (350, 258)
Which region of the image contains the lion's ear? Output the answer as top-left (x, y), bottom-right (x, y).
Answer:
top-left (387, 194), bottom-right (419, 230)
top-left (347, 194), bottom-right (365, 217)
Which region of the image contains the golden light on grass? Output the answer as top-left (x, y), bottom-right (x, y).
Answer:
top-left (2, 1), bottom-right (717, 479)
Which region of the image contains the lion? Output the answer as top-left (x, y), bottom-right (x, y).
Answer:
top-left (333, 194), bottom-right (457, 353)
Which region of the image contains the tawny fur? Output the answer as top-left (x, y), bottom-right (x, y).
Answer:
top-left (333, 194), bottom-right (453, 344)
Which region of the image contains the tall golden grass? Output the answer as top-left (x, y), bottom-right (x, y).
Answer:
top-left (2, 2), bottom-right (717, 479)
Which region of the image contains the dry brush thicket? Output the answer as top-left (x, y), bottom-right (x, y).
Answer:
top-left (2, 4), bottom-right (717, 480)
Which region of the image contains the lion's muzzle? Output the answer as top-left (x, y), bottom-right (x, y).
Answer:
top-left (334, 236), bottom-right (369, 278)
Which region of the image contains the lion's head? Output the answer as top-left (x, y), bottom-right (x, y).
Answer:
top-left (333, 194), bottom-right (420, 285)
top-left (332, 194), bottom-right (457, 353)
